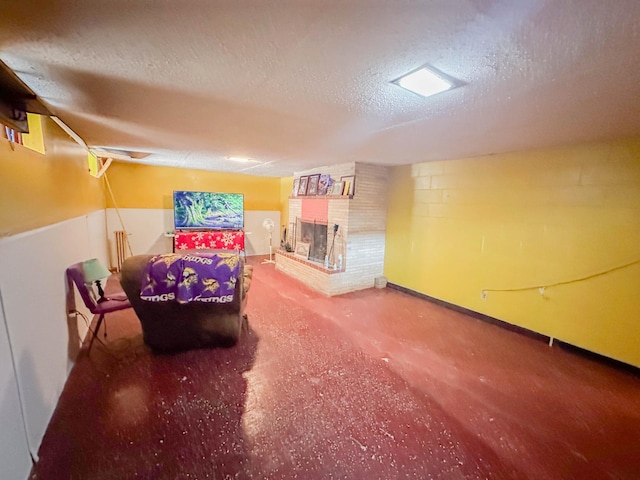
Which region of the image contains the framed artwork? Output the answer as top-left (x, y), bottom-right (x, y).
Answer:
top-left (292, 178), bottom-right (300, 197)
top-left (317, 174), bottom-right (332, 195)
top-left (294, 241), bottom-right (310, 260)
top-left (340, 175), bottom-right (355, 196)
top-left (307, 174), bottom-right (321, 196)
top-left (331, 181), bottom-right (344, 196)
top-left (298, 176), bottom-right (309, 196)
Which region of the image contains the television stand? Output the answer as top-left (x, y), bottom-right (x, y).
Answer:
top-left (174, 230), bottom-right (245, 252)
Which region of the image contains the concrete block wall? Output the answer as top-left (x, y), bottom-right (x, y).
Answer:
top-left (350, 163), bottom-right (390, 232)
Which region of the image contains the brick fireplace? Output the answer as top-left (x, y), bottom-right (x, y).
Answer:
top-left (275, 162), bottom-right (389, 296)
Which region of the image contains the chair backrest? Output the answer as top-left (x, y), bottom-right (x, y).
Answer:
top-left (120, 254), bottom-right (246, 351)
top-left (66, 262), bottom-right (99, 314)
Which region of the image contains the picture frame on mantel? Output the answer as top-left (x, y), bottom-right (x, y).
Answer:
top-left (307, 174), bottom-right (321, 196)
top-left (340, 175), bottom-right (355, 196)
top-left (331, 181), bottom-right (344, 196)
top-left (292, 178), bottom-right (300, 197)
top-left (317, 174), bottom-right (332, 195)
top-left (298, 176), bottom-right (309, 196)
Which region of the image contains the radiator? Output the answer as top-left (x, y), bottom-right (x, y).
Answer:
top-left (113, 230), bottom-right (129, 272)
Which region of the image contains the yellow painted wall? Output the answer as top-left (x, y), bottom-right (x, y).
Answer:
top-left (0, 116), bottom-right (105, 237)
top-left (105, 163), bottom-right (281, 211)
top-left (385, 138), bottom-right (640, 367)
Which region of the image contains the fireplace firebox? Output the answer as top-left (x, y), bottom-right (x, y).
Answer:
top-left (297, 219), bottom-right (327, 262)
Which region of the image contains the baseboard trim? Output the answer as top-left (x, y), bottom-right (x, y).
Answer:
top-left (386, 282), bottom-right (640, 377)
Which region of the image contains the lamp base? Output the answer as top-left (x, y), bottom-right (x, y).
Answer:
top-left (95, 280), bottom-right (107, 303)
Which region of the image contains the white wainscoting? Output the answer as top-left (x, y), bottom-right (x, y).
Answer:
top-left (106, 209), bottom-right (280, 261)
top-left (0, 210), bottom-right (107, 470)
top-left (0, 292), bottom-right (32, 479)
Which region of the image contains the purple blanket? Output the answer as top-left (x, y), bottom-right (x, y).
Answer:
top-left (140, 253), bottom-right (241, 304)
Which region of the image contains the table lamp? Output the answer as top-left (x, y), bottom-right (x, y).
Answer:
top-left (82, 258), bottom-right (112, 303)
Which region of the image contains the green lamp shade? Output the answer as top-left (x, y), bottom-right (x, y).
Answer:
top-left (82, 258), bottom-right (111, 283)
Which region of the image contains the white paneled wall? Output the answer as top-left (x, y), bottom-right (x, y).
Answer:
top-left (0, 210), bottom-right (107, 470)
top-left (106, 208), bottom-right (174, 263)
top-left (0, 294), bottom-right (32, 479)
top-left (106, 209), bottom-right (280, 264)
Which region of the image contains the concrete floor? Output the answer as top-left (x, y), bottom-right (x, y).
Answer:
top-left (31, 256), bottom-right (640, 479)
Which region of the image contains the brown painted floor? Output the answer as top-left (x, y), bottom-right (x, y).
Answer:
top-left (31, 256), bottom-right (640, 479)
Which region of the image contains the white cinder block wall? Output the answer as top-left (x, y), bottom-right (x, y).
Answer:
top-left (277, 162), bottom-right (389, 295)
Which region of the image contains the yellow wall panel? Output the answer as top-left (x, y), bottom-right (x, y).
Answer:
top-left (104, 163), bottom-right (281, 211)
top-left (603, 186), bottom-right (640, 208)
top-left (385, 138), bottom-right (640, 367)
top-left (385, 165), bottom-right (415, 282)
top-left (412, 161), bottom-right (444, 177)
top-left (414, 175), bottom-right (432, 190)
top-left (0, 116), bottom-right (104, 237)
top-left (414, 189), bottom-right (443, 204)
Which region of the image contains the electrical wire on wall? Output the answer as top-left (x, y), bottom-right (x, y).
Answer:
top-left (481, 257), bottom-right (640, 299)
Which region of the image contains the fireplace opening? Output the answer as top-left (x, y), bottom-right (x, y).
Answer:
top-left (298, 219), bottom-right (328, 262)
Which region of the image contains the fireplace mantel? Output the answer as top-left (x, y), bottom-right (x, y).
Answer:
top-left (289, 195), bottom-right (352, 200)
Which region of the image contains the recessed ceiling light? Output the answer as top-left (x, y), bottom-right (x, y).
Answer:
top-left (227, 156), bottom-right (251, 162)
top-left (394, 66), bottom-right (453, 98)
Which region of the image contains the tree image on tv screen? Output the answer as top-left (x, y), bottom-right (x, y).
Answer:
top-left (174, 191), bottom-right (244, 229)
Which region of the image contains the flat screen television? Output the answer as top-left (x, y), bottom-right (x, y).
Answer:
top-left (173, 191), bottom-right (244, 230)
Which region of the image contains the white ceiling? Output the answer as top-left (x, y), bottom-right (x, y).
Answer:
top-left (1, 1), bottom-right (640, 177)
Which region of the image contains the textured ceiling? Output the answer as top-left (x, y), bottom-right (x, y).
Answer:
top-left (1, 0), bottom-right (639, 177)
